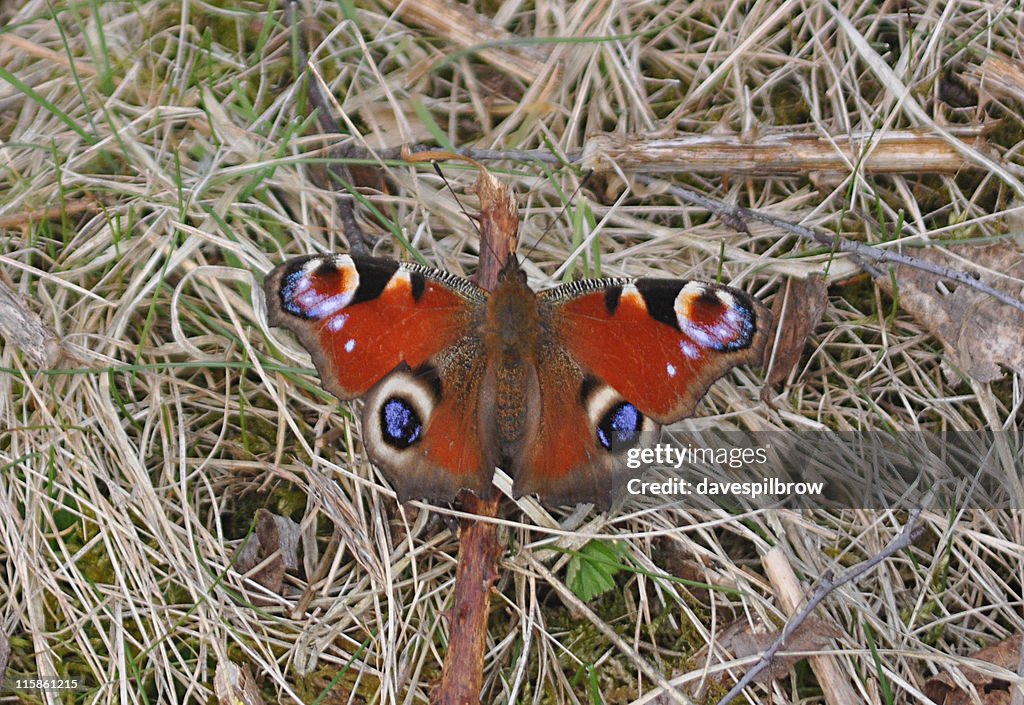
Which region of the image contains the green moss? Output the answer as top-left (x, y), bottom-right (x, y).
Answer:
top-left (767, 78), bottom-right (812, 125)
top-left (296, 664), bottom-right (373, 703)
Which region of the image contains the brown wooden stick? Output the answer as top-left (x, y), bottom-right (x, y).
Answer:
top-left (432, 494), bottom-right (502, 705)
top-left (431, 167), bottom-right (517, 705)
top-left (582, 127), bottom-right (988, 175)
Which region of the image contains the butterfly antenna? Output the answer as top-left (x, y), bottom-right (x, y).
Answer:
top-left (522, 170), bottom-right (594, 262)
top-left (432, 161), bottom-right (480, 236)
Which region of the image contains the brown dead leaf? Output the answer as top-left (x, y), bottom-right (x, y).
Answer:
top-left (874, 244), bottom-right (1024, 383)
top-left (656, 548), bottom-right (712, 606)
top-left (762, 274), bottom-right (828, 396)
top-left (924, 634), bottom-right (1023, 705)
top-left (214, 661), bottom-right (265, 705)
top-left (687, 616), bottom-right (842, 699)
top-left (233, 509), bottom-right (302, 593)
top-left (719, 617), bottom-right (843, 683)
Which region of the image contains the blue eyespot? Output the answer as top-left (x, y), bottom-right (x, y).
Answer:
top-left (381, 398), bottom-right (422, 449)
top-left (280, 260), bottom-right (353, 319)
top-left (597, 402), bottom-right (643, 451)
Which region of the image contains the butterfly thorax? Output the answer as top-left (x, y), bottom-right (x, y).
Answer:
top-left (483, 264), bottom-right (541, 449)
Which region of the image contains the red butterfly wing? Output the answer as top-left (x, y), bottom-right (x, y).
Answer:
top-left (264, 254), bottom-right (495, 501)
top-left (542, 277), bottom-right (771, 423)
top-left (264, 254), bottom-right (483, 399)
top-left (511, 354), bottom-right (658, 507)
top-left (511, 277), bottom-right (770, 507)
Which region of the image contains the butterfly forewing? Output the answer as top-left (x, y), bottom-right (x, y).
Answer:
top-left (264, 254), bottom-right (485, 399)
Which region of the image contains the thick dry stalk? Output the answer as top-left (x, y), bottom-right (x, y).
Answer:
top-left (432, 494), bottom-right (502, 705)
top-left (583, 128), bottom-right (987, 175)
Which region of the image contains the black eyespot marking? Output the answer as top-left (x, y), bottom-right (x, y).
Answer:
top-left (351, 257), bottom-right (399, 304)
top-left (579, 376), bottom-right (601, 404)
top-left (603, 286), bottom-right (622, 316)
top-left (698, 288), bottom-right (723, 308)
top-left (380, 397), bottom-right (423, 449)
top-left (636, 279), bottom-right (683, 330)
top-left (412, 363), bottom-right (443, 401)
top-left (410, 270), bottom-right (426, 302)
top-left (596, 402), bottom-right (643, 452)
top-left (316, 259), bottom-right (339, 277)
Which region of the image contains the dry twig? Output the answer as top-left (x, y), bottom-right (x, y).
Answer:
top-left (715, 508), bottom-right (923, 705)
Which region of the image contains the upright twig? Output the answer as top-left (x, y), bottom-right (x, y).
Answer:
top-left (431, 167), bottom-right (518, 705)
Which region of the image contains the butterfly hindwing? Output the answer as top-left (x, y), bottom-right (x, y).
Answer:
top-left (264, 254), bottom-right (494, 501)
top-left (361, 351), bottom-right (496, 502)
top-left (511, 355), bottom-right (658, 507)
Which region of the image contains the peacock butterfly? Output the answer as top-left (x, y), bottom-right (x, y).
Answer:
top-left (263, 249), bottom-right (771, 508)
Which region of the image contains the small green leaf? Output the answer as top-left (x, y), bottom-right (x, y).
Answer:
top-left (566, 540), bottom-right (629, 602)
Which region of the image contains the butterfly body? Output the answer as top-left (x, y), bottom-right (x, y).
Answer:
top-left (265, 253), bottom-right (770, 507)
top-left (483, 263), bottom-right (538, 454)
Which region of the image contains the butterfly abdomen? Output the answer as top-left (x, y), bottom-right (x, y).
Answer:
top-left (484, 266), bottom-right (543, 452)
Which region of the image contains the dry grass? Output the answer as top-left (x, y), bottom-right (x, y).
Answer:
top-left (1, 1), bottom-right (1022, 704)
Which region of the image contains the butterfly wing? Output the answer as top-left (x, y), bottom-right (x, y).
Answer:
top-left (511, 353), bottom-right (659, 507)
top-left (264, 254), bottom-right (496, 501)
top-left (543, 277), bottom-right (771, 422)
top-left (512, 276), bottom-right (771, 506)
